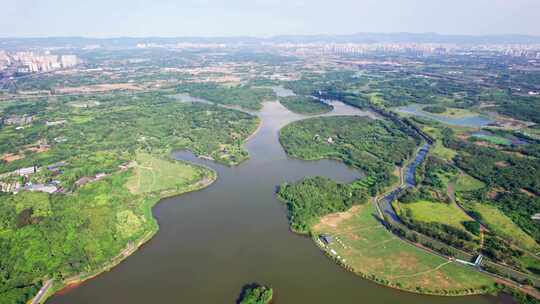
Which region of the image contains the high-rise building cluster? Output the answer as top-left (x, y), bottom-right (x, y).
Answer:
top-left (268, 43), bottom-right (540, 59)
top-left (0, 51), bottom-right (79, 73)
top-left (0, 51), bottom-right (10, 71)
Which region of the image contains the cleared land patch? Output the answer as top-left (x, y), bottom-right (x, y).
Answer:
top-left (454, 174), bottom-right (485, 192)
top-left (312, 203), bottom-right (495, 294)
top-left (422, 126), bottom-right (457, 161)
top-left (437, 107), bottom-right (478, 119)
top-left (394, 200), bottom-right (473, 232)
top-left (126, 152), bottom-right (210, 195)
top-left (469, 203), bottom-right (540, 252)
top-left (55, 83), bottom-right (141, 94)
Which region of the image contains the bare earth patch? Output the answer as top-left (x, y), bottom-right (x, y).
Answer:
top-left (312, 203), bottom-right (495, 295)
top-left (55, 83), bottom-right (142, 94)
top-left (1, 153), bottom-right (24, 163)
top-left (520, 188), bottom-right (537, 198)
top-left (313, 205), bottom-right (361, 230)
top-left (495, 161), bottom-right (509, 168)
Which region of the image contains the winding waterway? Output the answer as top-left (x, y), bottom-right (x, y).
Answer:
top-left (49, 98), bottom-right (510, 303)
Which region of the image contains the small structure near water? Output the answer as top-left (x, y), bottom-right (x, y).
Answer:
top-left (320, 234), bottom-right (334, 245)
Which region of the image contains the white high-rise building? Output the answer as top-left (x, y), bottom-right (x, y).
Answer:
top-left (60, 55), bottom-right (78, 68)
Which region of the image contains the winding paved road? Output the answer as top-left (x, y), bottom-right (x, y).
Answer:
top-left (31, 280), bottom-right (53, 304)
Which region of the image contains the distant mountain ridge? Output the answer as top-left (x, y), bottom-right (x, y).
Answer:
top-left (1, 33), bottom-right (540, 49)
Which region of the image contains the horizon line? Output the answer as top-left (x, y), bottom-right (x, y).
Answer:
top-left (1, 32), bottom-right (540, 40)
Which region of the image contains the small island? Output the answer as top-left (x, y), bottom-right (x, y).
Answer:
top-left (237, 284), bottom-right (273, 304)
top-left (279, 96), bottom-right (334, 115)
top-left (422, 105), bottom-right (447, 114)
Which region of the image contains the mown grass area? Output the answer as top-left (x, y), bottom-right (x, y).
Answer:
top-left (442, 108), bottom-right (475, 118)
top-left (471, 134), bottom-right (512, 146)
top-left (432, 141), bottom-right (458, 161)
top-left (422, 126), bottom-right (457, 161)
top-left (469, 203), bottom-right (540, 252)
top-left (431, 107), bottom-right (477, 119)
top-left (312, 203), bottom-right (495, 295)
top-left (126, 152), bottom-right (211, 195)
top-left (394, 200), bottom-right (473, 232)
top-left (454, 174), bottom-right (486, 192)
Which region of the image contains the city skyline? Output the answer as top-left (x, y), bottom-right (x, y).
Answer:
top-left (2, 0), bottom-right (540, 38)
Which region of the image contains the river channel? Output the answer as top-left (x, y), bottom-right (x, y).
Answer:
top-left (49, 97), bottom-right (510, 303)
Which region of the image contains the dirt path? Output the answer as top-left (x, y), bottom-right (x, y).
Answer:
top-left (391, 261), bottom-right (453, 280)
top-left (447, 182), bottom-right (455, 203)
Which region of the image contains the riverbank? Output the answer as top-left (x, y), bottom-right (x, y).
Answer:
top-left (312, 202), bottom-right (498, 297)
top-left (31, 158), bottom-right (218, 304)
top-left (306, 148), bottom-right (497, 296)
top-left (244, 117), bottom-right (263, 145)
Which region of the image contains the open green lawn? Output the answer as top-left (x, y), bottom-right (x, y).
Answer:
top-left (398, 105), bottom-right (478, 119)
top-left (422, 126), bottom-right (457, 161)
top-left (470, 203), bottom-right (539, 252)
top-left (312, 203), bottom-right (495, 294)
top-left (432, 141), bottom-right (457, 161)
top-left (394, 200), bottom-right (473, 232)
top-left (126, 152), bottom-right (209, 195)
top-left (454, 174), bottom-right (485, 192)
top-left (439, 108), bottom-right (477, 118)
top-left (471, 134), bottom-right (512, 146)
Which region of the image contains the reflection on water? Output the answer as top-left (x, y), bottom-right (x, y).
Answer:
top-left (395, 104), bottom-right (494, 127)
top-left (49, 101), bottom-right (509, 304)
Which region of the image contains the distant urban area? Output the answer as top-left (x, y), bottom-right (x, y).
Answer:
top-left (1, 33), bottom-right (540, 304)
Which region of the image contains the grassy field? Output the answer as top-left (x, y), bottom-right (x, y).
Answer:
top-left (471, 134), bottom-right (512, 146)
top-left (422, 126), bottom-right (457, 161)
top-left (312, 203), bottom-right (495, 294)
top-left (433, 107), bottom-right (477, 119)
top-left (454, 174), bottom-right (485, 192)
top-left (126, 152), bottom-right (210, 195)
top-left (470, 203), bottom-right (540, 252)
top-left (432, 141), bottom-right (457, 161)
top-left (394, 200), bottom-right (473, 231)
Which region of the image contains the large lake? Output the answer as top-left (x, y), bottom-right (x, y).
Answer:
top-left (49, 98), bottom-right (510, 303)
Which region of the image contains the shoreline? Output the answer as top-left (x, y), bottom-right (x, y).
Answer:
top-left (244, 117), bottom-right (263, 144)
top-left (311, 233), bottom-right (496, 297)
top-left (32, 164), bottom-right (218, 304)
top-left (277, 141), bottom-right (497, 298)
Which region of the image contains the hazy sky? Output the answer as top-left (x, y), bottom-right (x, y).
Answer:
top-left (2, 0), bottom-right (539, 37)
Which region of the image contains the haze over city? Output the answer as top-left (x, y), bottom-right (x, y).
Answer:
top-left (2, 0), bottom-right (540, 37)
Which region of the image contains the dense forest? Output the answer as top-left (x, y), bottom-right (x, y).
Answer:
top-left (279, 95), bottom-right (333, 115)
top-left (277, 115), bottom-right (419, 233)
top-left (175, 82), bottom-right (276, 111)
top-left (278, 176), bottom-right (367, 234)
top-left (0, 92), bottom-right (258, 303)
top-left (279, 115), bottom-right (418, 195)
top-left (238, 284), bottom-right (273, 304)
top-left (0, 92), bottom-right (260, 175)
top-left (442, 131), bottom-right (540, 241)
